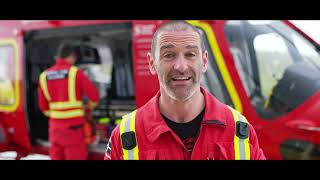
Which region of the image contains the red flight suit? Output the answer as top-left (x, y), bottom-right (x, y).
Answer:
top-left (105, 87), bottom-right (265, 160)
top-left (38, 59), bottom-right (99, 160)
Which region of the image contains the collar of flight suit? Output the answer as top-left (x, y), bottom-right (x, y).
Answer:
top-left (142, 87), bottom-right (228, 143)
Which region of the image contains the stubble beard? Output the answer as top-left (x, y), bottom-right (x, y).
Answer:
top-left (160, 70), bottom-right (202, 102)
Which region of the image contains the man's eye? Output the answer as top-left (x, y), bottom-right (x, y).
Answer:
top-left (186, 53), bottom-right (196, 57)
top-left (164, 53), bottom-right (175, 58)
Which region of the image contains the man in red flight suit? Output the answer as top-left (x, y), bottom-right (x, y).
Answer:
top-left (38, 42), bottom-right (99, 160)
top-left (104, 21), bottom-right (265, 160)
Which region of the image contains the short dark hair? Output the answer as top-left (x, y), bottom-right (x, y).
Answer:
top-left (151, 21), bottom-right (205, 59)
top-left (56, 42), bottom-right (77, 59)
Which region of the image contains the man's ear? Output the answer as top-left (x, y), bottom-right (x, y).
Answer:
top-left (202, 50), bottom-right (209, 73)
top-left (147, 52), bottom-right (157, 75)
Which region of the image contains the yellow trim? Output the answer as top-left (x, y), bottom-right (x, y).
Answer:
top-left (186, 20), bottom-right (243, 113)
top-left (242, 115), bottom-right (251, 159)
top-left (68, 66), bottom-right (78, 102)
top-left (49, 101), bottom-right (83, 110)
top-left (49, 109), bottom-right (84, 119)
top-left (0, 39), bottom-right (20, 112)
top-left (228, 106), bottom-right (250, 160)
top-left (230, 108), bottom-right (241, 160)
top-left (130, 110), bottom-right (139, 160)
top-left (119, 114), bottom-right (127, 159)
top-left (43, 110), bottom-right (50, 117)
top-left (39, 71), bottom-right (51, 101)
top-left (120, 110), bottom-right (139, 160)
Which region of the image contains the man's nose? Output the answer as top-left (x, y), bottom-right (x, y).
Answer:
top-left (173, 55), bottom-right (188, 72)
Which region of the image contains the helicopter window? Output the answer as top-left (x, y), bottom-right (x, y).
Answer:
top-left (0, 45), bottom-right (16, 107)
top-left (225, 20), bottom-right (320, 120)
top-left (253, 33), bottom-right (295, 101)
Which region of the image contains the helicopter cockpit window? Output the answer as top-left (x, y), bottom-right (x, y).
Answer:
top-left (253, 33), bottom-right (295, 103)
top-left (0, 45), bottom-right (15, 107)
top-left (225, 20), bottom-right (320, 120)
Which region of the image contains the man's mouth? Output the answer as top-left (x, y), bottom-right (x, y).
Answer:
top-left (171, 76), bottom-right (192, 81)
top-left (170, 76), bottom-right (193, 86)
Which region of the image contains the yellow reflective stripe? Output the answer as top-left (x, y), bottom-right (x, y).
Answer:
top-left (228, 106), bottom-right (250, 160)
top-left (39, 72), bottom-right (51, 101)
top-left (43, 110), bottom-right (50, 117)
top-left (120, 110), bottom-right (138, 160)
top-left (68, 66), bottom-right (78, 102)
top-left (229, 107), bottom-right (241, 159)
top-left (130, 110), bottom-right (139, 160)
top-left (49, 109), bottom-right (84, 119)
top-left (186, 20), bottom-right (243, 113)
top-left (49, 101), bottom-right (83, 110)
top-left (119, 114), bottom-right (126, 157)
top-left (242, 116), bottom-right (251, 160)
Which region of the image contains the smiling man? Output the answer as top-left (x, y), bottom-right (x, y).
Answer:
top-left (104, 21), bottom-right (265, 160)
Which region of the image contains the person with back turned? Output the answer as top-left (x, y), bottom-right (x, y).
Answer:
top-left (38, 42), bottom-right (99, 160)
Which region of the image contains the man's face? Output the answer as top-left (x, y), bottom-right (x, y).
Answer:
top-left (149, 30), bottom-right (208, 102)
